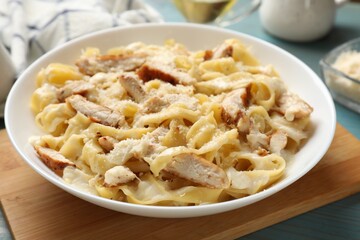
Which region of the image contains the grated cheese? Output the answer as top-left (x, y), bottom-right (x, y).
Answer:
top-left (326, 51), bottom-right (360, 103)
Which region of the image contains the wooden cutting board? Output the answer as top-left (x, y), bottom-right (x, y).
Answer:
top-left (0, 124), bottom-right (360, 240)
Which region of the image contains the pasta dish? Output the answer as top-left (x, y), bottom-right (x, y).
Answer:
top-left (30, 39), bottom-right (313, 206)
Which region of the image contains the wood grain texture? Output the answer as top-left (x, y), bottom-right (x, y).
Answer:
top-left (0, 124), bottom-right (359, 240)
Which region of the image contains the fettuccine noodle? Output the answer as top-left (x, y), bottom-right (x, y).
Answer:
top-left (30, 39), bottom-right (313, 206)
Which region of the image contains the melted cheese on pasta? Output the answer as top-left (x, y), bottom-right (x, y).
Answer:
top-left (30, 39), bottom-right (312, 206)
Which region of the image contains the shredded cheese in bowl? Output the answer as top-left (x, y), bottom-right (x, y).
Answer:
top-left (333, 51), bottom-right (360, 81)
top-left (323, 50), bottom-right (360, 106)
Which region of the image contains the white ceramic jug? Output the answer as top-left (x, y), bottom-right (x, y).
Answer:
top-left (260, 0), bottom-right (348, 42)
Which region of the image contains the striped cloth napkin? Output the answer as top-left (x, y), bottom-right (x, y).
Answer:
top-left (0, 0), bottom-right (163, 75)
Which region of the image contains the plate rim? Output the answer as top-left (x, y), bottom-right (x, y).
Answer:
top-left (4, 23), bottom-right (336, 218)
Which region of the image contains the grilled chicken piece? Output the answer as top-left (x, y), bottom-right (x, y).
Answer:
top-left (203, 50), bottom-right (213, 61)
top-left (66, 95), bottom-right (125, 127)
top-left (137, 58), bottom-right (196, 86)
top-left (57, 80), bottom-right (94, 102)
top-left (276, 92), bottom-right (313, 121)
top-left (269, 130), bottom-right (288, 154)
top-left (143, 96), bottom-right (168, 113)
top-left (76, 54), bottom-right (146, 76)
top-left (97, 137), bottom-right (151, 173)
top-left (246, 128), bottom-right (270, 150)
top-left (124, 158), bottom-right (150, 173)
top-left (98, 136), bottom-right (118, 153)
top-left (104, 166), bottom-right (137, 187)
top-left (221, 87), bottom-right (250, 127)
top-left (100, 130), bottom-right (230, 188)
top-left (204, 42), bottom-right (233, 61)
top-left (119, 74), bottom-right (146, 102)
top-left (99, 135), bottom-right (156, 173)
top-left (160, 170), bottom-right (197, 190)
top-left (212, 43), bottom-right (233, 60)
top-left (97, 136), bottom-right (228, 188)
top-left (164, 153), bottom-right (229, 189)
top-left (34, 146), bottom-right (75, 176)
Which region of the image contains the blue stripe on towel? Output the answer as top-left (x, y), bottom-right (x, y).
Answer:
top-left (63, 11), bottom-right (70, 41)
top-left (30, 38), bottom-right (46, 54)
top-left (38, 9), bottom-right (92, 31)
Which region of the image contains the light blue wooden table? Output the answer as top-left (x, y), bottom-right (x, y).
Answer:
top-left (1, 1), bottom-right (359, 239)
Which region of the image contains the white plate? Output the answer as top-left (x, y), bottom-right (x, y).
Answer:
top-left (5, 23), bottom-right (336, 218)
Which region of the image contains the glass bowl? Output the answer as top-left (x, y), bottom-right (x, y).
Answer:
top-left (320, 37), bottom-right (360, 114)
